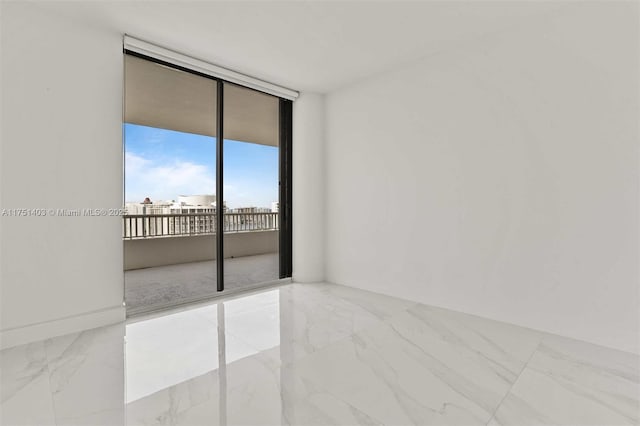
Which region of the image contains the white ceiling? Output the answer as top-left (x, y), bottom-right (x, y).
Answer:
top-left (36, 1), bottom-right (563, 93)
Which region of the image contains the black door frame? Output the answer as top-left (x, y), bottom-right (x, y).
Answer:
top-left (279, 99), bottom-right (293, 278)
top-left (215, 80), bottom-right (225, 291)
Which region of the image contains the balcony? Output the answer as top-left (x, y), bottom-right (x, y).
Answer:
top-left (123, 212), bottom-right (278, 239)
top-left (123, 212), bottom-right (280, 313)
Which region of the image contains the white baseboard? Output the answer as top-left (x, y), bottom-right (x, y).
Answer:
top-left (0, 304), bottom-right (125, 350)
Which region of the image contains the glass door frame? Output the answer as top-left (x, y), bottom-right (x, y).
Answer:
top-left (123, 50), bottom-right (293, 294)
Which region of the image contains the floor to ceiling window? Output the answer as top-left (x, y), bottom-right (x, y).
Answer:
top-left (123, 50), bottom-right (292, 315)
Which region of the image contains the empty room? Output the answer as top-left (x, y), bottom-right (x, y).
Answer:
top-left (0, 1), bottom-right (638, 425)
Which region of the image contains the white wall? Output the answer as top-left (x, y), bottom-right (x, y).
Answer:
top-left (0, 3), bottom-right (125, 348)
top-left (0, 3), bottom-right (325, 348)
top-left (325, 3), bottom-right (639, 354)
top-left (293, 93), bottom-right (325, 282)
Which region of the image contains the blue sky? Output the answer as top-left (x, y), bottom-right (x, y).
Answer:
top-left (124, 123), bottom-right (278, 209)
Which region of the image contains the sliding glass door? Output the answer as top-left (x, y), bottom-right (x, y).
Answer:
top-left (123, 53), bottom-right (292, 314)
top-left (222, 83), bottom-right (281, 291)
top-left (123, 54), bottom-right (218, 313)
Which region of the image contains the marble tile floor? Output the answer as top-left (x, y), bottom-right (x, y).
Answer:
top-left (1, 283), bottom-right (638, 425)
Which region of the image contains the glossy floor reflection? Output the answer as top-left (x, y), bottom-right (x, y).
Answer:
top-left (1, 283), bottom-right (639, 425)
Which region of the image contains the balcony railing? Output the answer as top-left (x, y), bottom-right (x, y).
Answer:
top-left (123, 213), bottom-right (279, 239)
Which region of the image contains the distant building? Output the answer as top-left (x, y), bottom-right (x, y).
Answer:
top-left (271, 202), bottom-right (279, 213)
top-left (124, 194), bottom-right (224, 237)
top-left (125, 200), bottom-right (173, 215)
top-left (173, 194), bottom-right (220, 213)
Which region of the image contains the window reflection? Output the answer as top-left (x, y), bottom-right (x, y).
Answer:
top-left (125, 290), bottom-right (281, 406)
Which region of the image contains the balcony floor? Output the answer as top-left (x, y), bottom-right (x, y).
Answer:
top-left (124, 253), bottom-right (279, 312)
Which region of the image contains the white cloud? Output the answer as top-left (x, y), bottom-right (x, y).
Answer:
top-left (125, 152), bottom-right (278, 208)
top-left (125, 152), bottom-right (215, 203)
